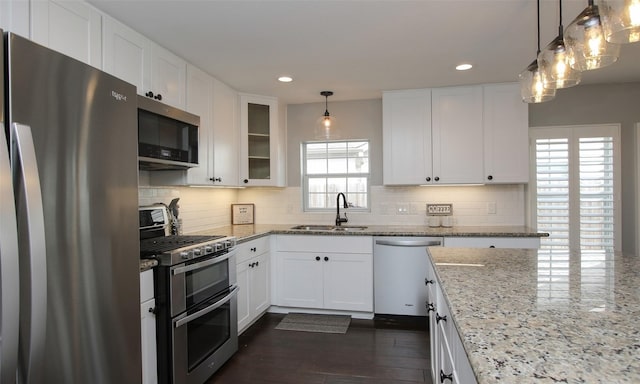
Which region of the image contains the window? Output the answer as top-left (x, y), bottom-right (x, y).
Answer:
top-left (302, 141), bottom-right (369, 211)
top-left (530, 124), bottom-right (621, 251)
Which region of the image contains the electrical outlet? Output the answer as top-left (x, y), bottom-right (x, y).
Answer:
top-left (487, 202), bottom-right (497, 214)
top-left (396, 203), bottom-right (410, 215)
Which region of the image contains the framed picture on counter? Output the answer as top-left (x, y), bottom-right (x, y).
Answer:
top-left (231, 203), bottom-right (255, 225)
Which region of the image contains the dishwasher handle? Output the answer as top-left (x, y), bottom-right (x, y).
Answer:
top-left (375, 239), bottom-right (442, 247)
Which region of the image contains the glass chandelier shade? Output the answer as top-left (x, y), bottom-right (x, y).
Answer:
top-left (600, 0), bottom-right (640, 43)
top-left (537, 0), bottom-right (581, 89)
top-left (315, 91), bottom-right (338, 139)
top-left (519, 0), bottom-right (556, 103)
top-left (519, 59), bottom-right (557, 103)
top-left (564, 1), bottom-right (621, 71)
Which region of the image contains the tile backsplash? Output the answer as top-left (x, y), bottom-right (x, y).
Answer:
top-left (139, 184), bottom-right (526, 233)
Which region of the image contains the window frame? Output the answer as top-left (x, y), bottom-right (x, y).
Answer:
top-left (301, 139), bottom-right (371, 212)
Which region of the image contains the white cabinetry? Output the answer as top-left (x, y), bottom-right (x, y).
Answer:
top-left (427, 255), bottom-right (477, 384)
top-left (483, 83), bottom-right (529, 183)
top-left (443, 237), bottom-right (540, 249)
top-left (431, 86), bottom-right (484, 184)
top-left (140, 269), bottom-right (157, 384)
top-left (211, 78), bottom-right (239, 186)
top-left (0, 0), bottom-right (30, 38)
top-left (102, 16), bottom-right (186, 109)
top-left (383, 83), bottom-right (528, 186)
top-left (382, 89), bottom-right (432, 185)
top-left (31, 0), bottom-right (102, 67)
top-left (274, 235), bottom-right (373, 313)
top-left (236, 237), bottom-right (271, 334)
top-left (239, 94), bottom-right (284, 186)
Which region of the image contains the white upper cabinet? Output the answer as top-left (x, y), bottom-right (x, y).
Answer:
top-left (31, 0), bottom-right (102, 68)
top-left (239, 94), bottom-right (284, 187)
top-left (431, 86), bottom-right (484, 184)
top-left (483, 83), bottom-right (529, 183)
top-left (382, 89), bottom-right (432, 185)
top-left (102, 16), bottom-right (186, 109)
top-left (184, 64), bottom-right (214, 185)
top-left (383, 83), bottom-right (528, 186)
top-left (183, 66), bottom-right (239, 186)
top-left (1, 0), bottom-right (31, 38)
top-left (212, 78), bottom-right (240, 186)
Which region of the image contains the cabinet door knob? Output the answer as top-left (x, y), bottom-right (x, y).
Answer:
top-left (251, 247), bottom-right (257, 252)
top-left (154, 94), bottom-right (162, 101)
top-left (426, 303), bottom-right (435, 313)
top-left (315, 256), bottom-right (321, 261)
top-left (148, 307), bottom-right (157, 314)
top-left (426, 177), bottom-right (431, 182)
top-left (487, 175), bottom-right (493, 181)
top-left (425, 278), bottom-right (434, 285)
top-left (324, 256), bottom-right (329, 262)
top-left (439, 370), bottom-right (453, 383)
top-left (145, 91), bottom-right (154, 98)
top-left (243, 179), bottom-right (249, 184)
top-left (434, 176), bottom-right (440, 182)
top-left (436, 313), bottom-right (447, 324)
top-left (489, 245), bottom-right (496, 248)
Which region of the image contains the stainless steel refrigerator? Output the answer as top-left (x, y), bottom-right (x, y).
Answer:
top-left (0, 31), bottom-right (141, 383)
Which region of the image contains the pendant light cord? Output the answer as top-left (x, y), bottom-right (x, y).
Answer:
top-left (558, 0), bottom-right (563, 36)
top-left (536, 0), bottom-right (541, 54)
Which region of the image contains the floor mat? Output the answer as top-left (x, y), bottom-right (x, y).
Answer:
top-left (275, 313), bottom-right (351, 334)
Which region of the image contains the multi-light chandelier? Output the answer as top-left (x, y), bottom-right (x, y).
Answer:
top-left (520, 0), bottom-right (640, 103)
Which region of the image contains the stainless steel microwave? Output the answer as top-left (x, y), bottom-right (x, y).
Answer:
top-left (137, 95), bottom-right (200, 170)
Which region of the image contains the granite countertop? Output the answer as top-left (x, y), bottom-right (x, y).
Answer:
top-left (140, 224), bottom-right (547, 271)
top-left (140, 258), bottom-right (157, 272)
top-left (191, 224), bottom-right (548, 243)
top-left (427, 247), bottom-right (640, 383)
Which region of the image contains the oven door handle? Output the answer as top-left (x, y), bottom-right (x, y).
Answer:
top-left (172, 248), bottom-right (237, 275)
top-left (174, 285), bottom-right (239, 328)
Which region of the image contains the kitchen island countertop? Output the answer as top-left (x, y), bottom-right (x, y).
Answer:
top-left (427, 247), bottom-right (640, 383)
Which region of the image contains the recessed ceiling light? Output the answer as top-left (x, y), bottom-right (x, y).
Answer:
top-left (278, 76), bottom-right (293, 83)
top-left (455, 64), bottom-right (473, 71)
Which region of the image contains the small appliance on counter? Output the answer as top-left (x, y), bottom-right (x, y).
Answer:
top-left (138, 205), bottom-right (238, 384)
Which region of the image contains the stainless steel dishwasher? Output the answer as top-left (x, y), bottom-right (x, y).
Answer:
top-left (374, 236), bottom-right (443, 316)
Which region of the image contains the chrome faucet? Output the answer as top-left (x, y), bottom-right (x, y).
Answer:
top-left (336, 192), bottom-right (349, 226)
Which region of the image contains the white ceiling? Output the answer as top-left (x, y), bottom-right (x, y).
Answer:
top-left (88, 0), bottom-right (640, 105)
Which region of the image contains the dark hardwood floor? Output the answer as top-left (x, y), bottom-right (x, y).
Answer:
top-left (207, 313), bottom-right (433, 384)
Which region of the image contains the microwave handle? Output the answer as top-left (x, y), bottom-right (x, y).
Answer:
top-left (174, 285), bottom-right (239, 328)
top-left (172, 249), bottom-right (237, 276)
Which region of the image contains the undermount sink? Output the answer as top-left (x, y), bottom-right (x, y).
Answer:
top-left (290, 225), bottom-right (336, 231)
top-left (289, 225), bottom-right (368, 232)
top-left (332, 226), bottom-right (368, 231)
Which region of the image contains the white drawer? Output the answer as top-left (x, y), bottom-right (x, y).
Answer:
top-left (236, 236), bottom-right (270, 264)
top-left (276, 235), bottom-right (372, 253)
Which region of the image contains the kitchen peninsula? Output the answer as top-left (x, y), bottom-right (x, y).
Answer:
top-left (427, 247), bottom-right (640, 383)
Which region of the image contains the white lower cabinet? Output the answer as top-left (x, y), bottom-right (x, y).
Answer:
top-left (428, 257), bottom-right (477, 384)
top-left (140, 269), bottom-right (157, 384)
top-left (236, 237), bottom-right (271, 334)
top-left (274, 235), bottom-right (373, 313)
top-left (443, 237), bottom-right (540, 249)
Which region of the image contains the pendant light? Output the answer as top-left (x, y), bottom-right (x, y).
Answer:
top-left (538, 0), bottom-right (581, 89)
top-left (600, 0), bottom-right (640, 43)
top-left (519, 0), bottom-right (556, 103)
top-left (564, 0), bottom-right (621, 71)
top-left (315, 91), bottom-right (338, 139)
top-left (320, 91), bottom-right (334, 129)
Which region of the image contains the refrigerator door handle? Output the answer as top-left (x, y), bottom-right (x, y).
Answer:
top-left (0, 124), bottom-right (20, 384)
top-left (11, 122), bottom-right (47, 384)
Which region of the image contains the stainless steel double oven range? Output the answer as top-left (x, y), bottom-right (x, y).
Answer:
top-left (140, 206), bottom-right (238, 384)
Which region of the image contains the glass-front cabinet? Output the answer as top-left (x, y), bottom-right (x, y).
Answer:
top-left (239, 94), bottom-right (284, 186)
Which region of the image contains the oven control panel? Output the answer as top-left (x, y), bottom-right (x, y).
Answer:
top-left (151, 236), bottom-right (237, 266)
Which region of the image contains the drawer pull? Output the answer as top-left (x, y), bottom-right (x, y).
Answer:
top-left (426, 303), bottom-right (435, 313)
top-left (439, 370), bottom-right (453, 383)
top-left (436, 313), bottom-right (447, 324)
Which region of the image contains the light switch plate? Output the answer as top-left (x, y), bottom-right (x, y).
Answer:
top-left (426, 204), bottom-right (452, 216)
